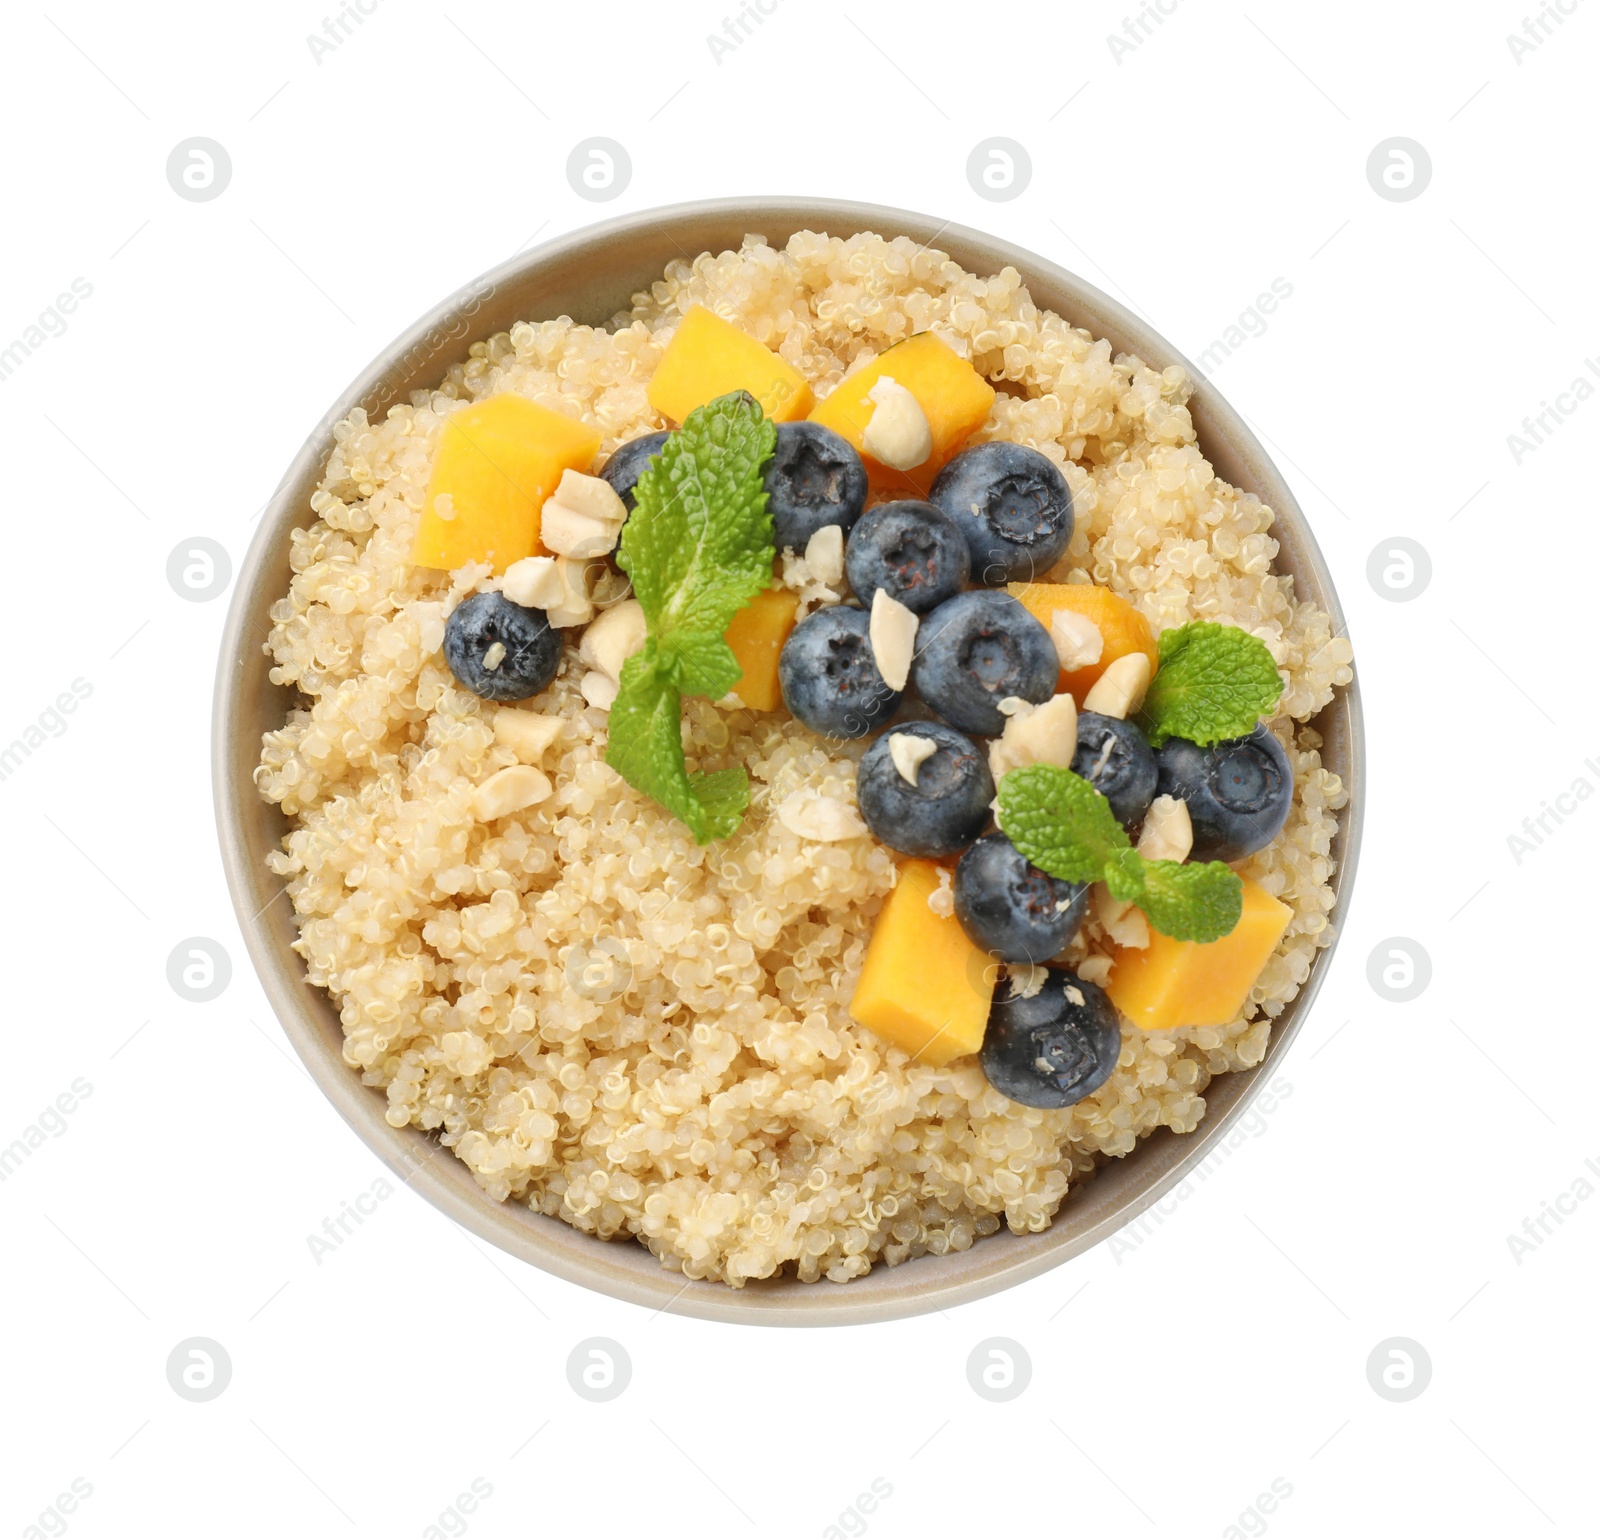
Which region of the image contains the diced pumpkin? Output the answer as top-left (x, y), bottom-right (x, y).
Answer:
top-left (1104, 876), bottom-right (1292, 1031)
top-left (411, 394), bottom-right (601, 574)
top-left (723, 587), bottom-right (799, 712)
top-left (850, 860), bottom-right (995, 1065)
top-left (809, 332), bottom-right (997, 497)
top-left (1007, 581), bottom-right (1160, 702)
top-left (647, 304), bottom-right (814, 425)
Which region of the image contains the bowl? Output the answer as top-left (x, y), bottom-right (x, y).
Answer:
top-left (213, 198), bottom-right (1364, 1326)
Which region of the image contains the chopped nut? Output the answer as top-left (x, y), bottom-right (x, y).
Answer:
top-left (776, 787), bottom-right (868, 842)
top-left (1064, 983), bottom-right (1086, 1006)
top-left (539, 500), bottom-right (622, 560)
top-left (501, 555), bottom-right (563, 610)
top-left (493, 708), bottom-right (563, 764)
top-left (861, 375), bottom-right (932, 471)
top-left (1050, 609), bottom-right (1103, 672)
top-left (1137, 794), bottom-right (1193, 864)
top-left (481, 641), bottom-right (506, 672)
top-left (804, 523), bottom-right (845, 587)
top-left (888, 731), bottom-right (939, 786)
top-left (580, 669), bottom-right (619, 710)
top-left (869, 588), bottom-right (917, 692)
top-left (988, 692), bottom-right (1077, 781)
top-left (553, 468), bottom-right (627, 523)
top-left (545, 556), bottom-right (599, 627)
top-left (1012, 964), bottom-right (1048, 1000)
top-left (1094, 883), bottom-right (1149, 949)
top-left (927, 867), bottom-right (955, 918)
top-left (1082, 651), bottom-right (1151, 719)
top-left (1077, 954), bottom-right (1114, 986)
top-left (578, 598), bottom-right (647, 681)
top-left (471, 764), bottom-right (552, 821)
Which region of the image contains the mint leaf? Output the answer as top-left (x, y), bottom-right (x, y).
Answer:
top-left (1000, 763), bottom-right (1131, 884)
top-left (604, 392), bottom-right (776, 842)
top-left (1140, 621), bottom-right (1284, 747)
top-left (1133, 859), bottom-right (1243, 943)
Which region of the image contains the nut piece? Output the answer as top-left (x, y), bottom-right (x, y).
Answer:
top-left (861, 375), bottom-right (933, 471)
top-left (472, 764), bottom-right (553, 822)
top-left (1011, 963), bottom-right (1049, 1000)
top-left (553, 468), bottom-right (627, 523)
top-left (1081, 651), bottom-right (1152, 719)
top-left (804, 523), bottom-right (845, 587)
top-left (539, 501), bottom-right (622, 560)
top-left (1077, 954), bottom-right (1114, 986)
top-left (1094, 883), bottom-right (1150, 950)
top-left (481, 641), bottom-right (507, 672)
top-left (545, 556), bottom-right (598, 627)
top-left (1137, 794), bottom-right (1193, 864)
top-left (777, 787), bottom-right (868, 842)
top-left (580, 669), bottom-right (620, 710)
top-left (493, 708), bottom-right (563, 764)
top-left (578, 598), bottom-right (647, 681)
top-left (501, 555), bottom-right (563, 610)
top-left (869, 587), bottom-right (918, 692)
top-left (1050, 609), bottom-right (1104, 672)
top-left (927, 867), bottom-right (955, 918)
top-left (888, 731), bottom-right (938, 787)
top-left (988, 692), bottom-right (1077, 782)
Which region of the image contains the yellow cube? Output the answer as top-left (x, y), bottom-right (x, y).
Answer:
top-left (1007, 582), bottom-right (1160, 702)
top-left (850, 860), bottom-right (994, 1065)
top-left (1105, 877), bottom-right (1293, 1031)
top-left (411, 394), bottom-right (601, 574)
top-left (647, 305), bottom-right (814, 425)
top-left (723, 587), bottom-right (799, 712)
top-left (809, 332), bottom-right (996, 497)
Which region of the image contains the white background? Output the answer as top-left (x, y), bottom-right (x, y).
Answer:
top-left (2, 1), bottom-right (1594, 1535)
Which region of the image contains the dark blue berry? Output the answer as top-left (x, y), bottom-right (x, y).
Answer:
top-left (980, 967), bottom-right (1122, 1109)
top-left (954, 833), bottom-right (1088, 965)
top-left (910, 590), bottom-right (1058, 737)
top-left (443, 591), bottom-right (561, 702)
top-left (1156, 723), bottom-right (1293, 863)
top-left (598, 430), bottom-right (671, 512)
top-left (1073, 711), bottom-right (1159, 829)
top-left (764, 421), bottom-right (868, 553)
top-left (856, 721), bottom-right (994, 858)
top-left (929, 441), bottom-right (1074, 585)
top-left (777, 605), bottom-right (901, 739)
top-left (844, 500), bottom-right (970, 615)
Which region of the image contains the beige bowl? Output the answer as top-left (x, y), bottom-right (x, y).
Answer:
top-left (213, 199), bottom-right (1363, 1325)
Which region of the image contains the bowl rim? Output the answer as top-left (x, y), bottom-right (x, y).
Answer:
top-left (213, 197), bottom-right (1364, 1326)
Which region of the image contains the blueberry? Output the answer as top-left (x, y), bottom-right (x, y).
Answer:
top-left (844, 500), bottom-right (970, 615)
top-left (777, 604), bottom-right (901, 739)
top-left (980, 967), bottom-right (1122, 1109)
top-left (598, 430), bottom-right (671, 512)
top-left (929, 441), bottom-right (1074, 585)
top-left (443, 591), bottom-right (561, 702)
top-left (1072, 711), bottom-right (1159, 829)
top-left (910, 590), bottom-right (1058, 737)
top-left (856, 721), bottom-right (994, 858)
top-left (764, 421), bottom-right (868, 553)
top-left (954, 833), bottom-right (1088, 965)
top-left (1156, 723), bottom-right (1293, 863)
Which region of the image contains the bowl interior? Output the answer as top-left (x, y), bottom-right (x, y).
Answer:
top-left (214, 199), bottom-right (1362, 1326)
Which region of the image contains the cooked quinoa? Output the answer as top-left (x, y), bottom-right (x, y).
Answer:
top-left (255, 231), bottom-right (1353, 1286)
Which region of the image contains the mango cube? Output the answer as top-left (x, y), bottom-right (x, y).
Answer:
top-left (1105, 877), bottom-right (1292, 1031)
top-left (1007, 581), bottom-right (1160, 702)
top-left (809, 332), bottom-right (996, 497)
top-left (850, 860), bottom-right (995, 1065)
top-left (411, 394), bottom-right (601, 574)
top-left (647, 304), bottom-right (814, 424)
top-left (723, 586), bottom-right (799, 712)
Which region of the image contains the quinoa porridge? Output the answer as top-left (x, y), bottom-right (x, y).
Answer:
top-left (255, 230), bottom-right (1353, 1287)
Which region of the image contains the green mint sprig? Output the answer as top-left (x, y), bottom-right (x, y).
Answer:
top-left (998, 763), bottom-right (1243, 943)
top-left (605, 391), bottom-right (777, 843)
top-left (1139, 621), bottom-right (1284, 748)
